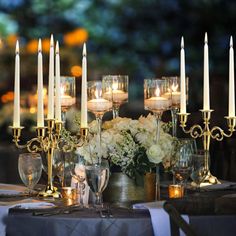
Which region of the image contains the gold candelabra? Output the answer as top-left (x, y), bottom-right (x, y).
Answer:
top-left (178, 110), bottom-right (236, 184)
top-left (10, 120), bottom-right (88, 198)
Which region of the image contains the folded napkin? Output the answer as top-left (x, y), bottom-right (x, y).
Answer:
top-left (0, 184), bottom-right (27, 196)
top-left (71, 175), bottom-right (90, 206)
top-left (133, 201), bottom-right (189, 236)
top-left (0, 198), bottom-right (55, 235)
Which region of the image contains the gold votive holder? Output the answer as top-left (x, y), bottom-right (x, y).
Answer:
top-left (168, 184), bottom-right (184, 198)
top-left (61, 187), bottom-right (77, 200)
top-left (144, 172), bottom-right (156, 201)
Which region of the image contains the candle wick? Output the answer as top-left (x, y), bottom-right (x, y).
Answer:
top-left (181, 36), bottom-right (184, 49)
top-left (204, 32), bottom-right (208, 44)
top-left (230, 36), bottom-right (233, 48)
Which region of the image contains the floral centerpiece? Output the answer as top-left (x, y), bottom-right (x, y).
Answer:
top-left (77, 114), bottom-right (179, 180)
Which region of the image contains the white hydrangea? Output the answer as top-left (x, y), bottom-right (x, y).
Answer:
top-left (77, 114), bottom-right (177, 174)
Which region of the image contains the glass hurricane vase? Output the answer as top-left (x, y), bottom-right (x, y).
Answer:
top-left (163, 76), bottom-right (188, 137)
top-left (144, 78), bottom-right (171, 200)
top-left (102, 75), bottom-right (129, 118)
top-left (87, 80), bottom-right (112, 164)
top-left (60, 76), bottom-right (76, 122)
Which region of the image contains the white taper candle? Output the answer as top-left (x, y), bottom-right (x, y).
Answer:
top-left (55, 41), bottom-right (61, 122)
top-left (47, 34), bottom-right (54, 119)
top-left (228, 36), bottom-right (235, 117)
top-left (81, 43), bottom-right (88, 128)
top-left (203, 32), bottom-right (210, 110)
top-left (37, 39), bottom-right (44, 127)
top-left (13, 40), bottom-right (20, 127)
top-left (180, 36), bottom-right (186, 114)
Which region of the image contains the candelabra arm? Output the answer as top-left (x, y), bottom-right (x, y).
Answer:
top-left (210, 117), bottom-right (236, 141)
top-left (10, 126), bottom-right (43, 153)
top-left (178, 113), bottom-right (204, 138)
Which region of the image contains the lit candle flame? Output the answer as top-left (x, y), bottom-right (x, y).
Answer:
top-left (60, 86), bottom-right (65, 96)
top-left (43, 88), bottom-right (47, 96)
top-left (171, 83), bottom-right (178, 92)
top-left (95, 89), bottom-right (102, 99)
top-left (155, 87), bottom-right (160, 97)
top-left (112, 81), bottom-right (118, 90)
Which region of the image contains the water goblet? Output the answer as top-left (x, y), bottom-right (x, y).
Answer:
top-left (70, 154), bottom-right (86, 207)
top-left (87, 80), bottom-right (112, 164)
top-left (190, 150), bottom-right (210, 191)
top-left (18, 153), bottom-right (42, 195)
top-left (172, 138), bottom-right (196, 186)
top-left (41, 149), bottom-right (64, 187)
top-left (102, 75), bottom-right (129, 118)
top-left (85, 159), bottom-right (110, 207)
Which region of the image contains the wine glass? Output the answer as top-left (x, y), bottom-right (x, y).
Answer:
top-left (41, 149), bottom-right (64, 187)
top-left (172, 138), bottom-right (196, 186)
top-left (85, 159), bottom-right (110, 207)
top-left (163, 76), bottom-right (188, 137)
top-left (87, 80), bottom-right (112, 164)
top-left (144, 78), bottom-right (171, 200)
top-left (18, 153), bottom-right (42, 194)
top-left (102, 75), bottom-right (129, 118)
top-left (60, 76), bottom-right (76, 122)
top-left (190, 150), bottom-right (210, 190)
top-left (70, 153), bottom-right (86, 207)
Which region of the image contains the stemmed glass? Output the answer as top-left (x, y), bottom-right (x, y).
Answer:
top-left (102, 75), bottom-right (128, 118)
top-left (18, 153), bottom-right (42, 195)
top-left (70, 154), bottom-right (86, 207)
top-left (190, 150), bottom-right (210, 191)
top-left (87, 80), bottom-right (112, 164)
top-left (60, 76), bottom-right (76, 122)
top-left (172, 138), bottom-right (196, 186)
top-left (144, 78), bottom-right (171, 200)
top-left (163, 76), bottom-right (188, 137)
top-left (41, 149), bottom-right (64, 187)
top-left (85, 159), bottom-right (110, 207)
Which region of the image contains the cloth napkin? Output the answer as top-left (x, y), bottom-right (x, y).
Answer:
top-left (71, 165), bottom-right (90, 206)
top-left (0, 198), bottom-right (55, 235)
top-left (133, 201), bottom-right (189, 236)
top-left (0, 184), bottom-right (27, 196)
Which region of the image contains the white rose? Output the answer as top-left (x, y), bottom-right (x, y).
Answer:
top-left (146, 143), bottom-right (165, 164)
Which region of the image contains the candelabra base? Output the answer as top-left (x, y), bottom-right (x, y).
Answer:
top-left (203, 171), bottom-right (221, 184)
top-left (39, 186), bottom-right (61, 198)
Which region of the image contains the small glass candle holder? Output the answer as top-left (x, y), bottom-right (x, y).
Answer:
top-left (168, 184), bottom-right (184, 198)
top-left (61, 187), bottom-right (77, 200)
top-left (60, 76), bottom-right (76, 122)
top-left (103, 75), bottom-right (129, 118)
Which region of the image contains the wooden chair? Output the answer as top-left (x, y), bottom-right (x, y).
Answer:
top-left (163, 202), bottom-right (196, 236)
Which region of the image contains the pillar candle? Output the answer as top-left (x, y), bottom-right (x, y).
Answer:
top-left (13, 40), bottom-right (20, 127)
top-left (37, 39), bottom-right (44, 127)
top-left (55, 41), bottom-right (61, 122)
top-left (180, 36), bottom-right (186, 113)
top-left (47, 34), bottom-right (54, 119)
top-left (81, 43), bottom-right (88, 128)
top-left (203, 33), bottom-right (210, 110)
top-left (228, 36), bottom-right (235, 117)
